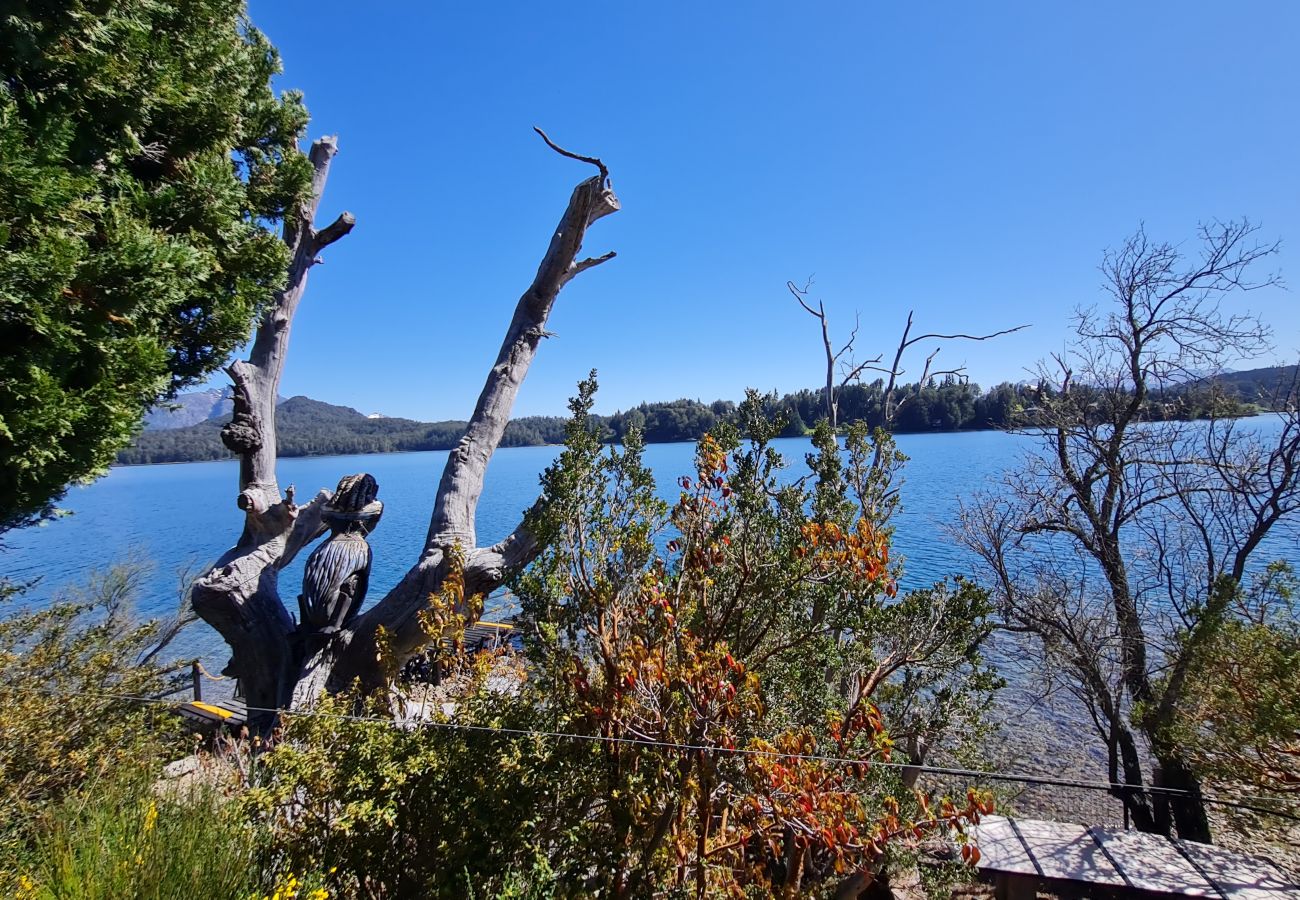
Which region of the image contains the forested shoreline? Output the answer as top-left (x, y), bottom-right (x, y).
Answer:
top-left (118, 373), bottom-right (1263, 465)
top-left (115, 378), bottom-right (1026, 464)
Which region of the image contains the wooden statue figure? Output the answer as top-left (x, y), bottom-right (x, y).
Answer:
top-left (298, 473), bottom-right (383, 633)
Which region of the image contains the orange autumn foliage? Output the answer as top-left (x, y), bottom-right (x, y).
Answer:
top-left (515, 391), bottom-right (991, 897)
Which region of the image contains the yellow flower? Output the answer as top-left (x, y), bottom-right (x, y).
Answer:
top-left (143, 801), bottom-right (158, 833)
top-left (266, 873), bottom-right (304, 900)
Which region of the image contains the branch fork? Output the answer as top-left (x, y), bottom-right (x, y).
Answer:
top-left (193, 129), bottom-right (620, 717)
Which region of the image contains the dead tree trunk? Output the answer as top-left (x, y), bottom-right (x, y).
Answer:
top-left (191, 131), bottom-right (619, 723)
top-left (787, 279), bottom-right (877, 431)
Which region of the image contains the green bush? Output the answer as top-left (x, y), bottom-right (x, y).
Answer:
top-left (1165, 563), bottom-right (1300, 809)
top-left (246, 384), bottom-right (995, 897)
top-left (0, 567), bottom-right (187, 865)
top-left (0, 567), bottom-right (333, 898)
top-left (242, 667), bottom-right (568, 898)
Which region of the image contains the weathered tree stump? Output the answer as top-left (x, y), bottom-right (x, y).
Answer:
top-left (191, 131), bottom-right (618, 725)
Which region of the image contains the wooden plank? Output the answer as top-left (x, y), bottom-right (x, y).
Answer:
top-left (178, 699), bottom-right (248, 730)
top-left (1013, 818), bottom-right (1126, 885)
top-left (461, 620), bottom-right (521, 650)
top-left (966, 816), bottom-right (1298, 899)
top-left (970, 816), bottom-right (1038, 877)
top-left (177, 706), bottom-right (222, 726)
top-left (1089, 826), bottom-right (1218, 896)
top-left (215, 700), bottom-right (248, 727)
top-left (188, 700), bottom-right (233, 719)
top-left (178, 701), bottom-right (230, 728)
top-left (1177, 839), bottom-right (1299, 900)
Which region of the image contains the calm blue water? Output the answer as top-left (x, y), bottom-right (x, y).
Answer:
top-left (4, 422), bottom-right (1297, 672)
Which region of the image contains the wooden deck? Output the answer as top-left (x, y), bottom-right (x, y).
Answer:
top-left (970, 815), bottom-right (1297, 899)
top-left (177, 698), bottom-right (248, 730)
top-left (459, 619), bottom-right (521, 652)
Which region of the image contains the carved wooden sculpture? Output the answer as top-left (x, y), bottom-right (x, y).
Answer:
top-left (190, 130), bottom-right (618, 725)
top-left (297, 473), bottom-right (382, 634)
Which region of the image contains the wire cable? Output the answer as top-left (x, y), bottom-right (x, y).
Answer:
top-left (63, 686), bottom-right (1300, 823)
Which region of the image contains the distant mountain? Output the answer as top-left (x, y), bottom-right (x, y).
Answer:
top-left (143, 386), bottom-right (285, 430)
top-left (143, 386), bottom-right (234, 430)
top-left (118, 395), bottom-right (572, 465)
top-left (121, 367), bottom-right (1284, 466)
top-left (1195, 365), bottom-right (1298, 407)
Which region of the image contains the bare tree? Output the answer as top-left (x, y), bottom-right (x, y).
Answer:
top-left (191, 130), bottom-right (619, 724)
top-left (788, 279), bottom-right (881, 430)
top-left (788, 279), bottom-right (1026, 439)
top-left (875, 313), bottom-right (1028, 434)
top-left (957, 220), bottom-right (1297, 841)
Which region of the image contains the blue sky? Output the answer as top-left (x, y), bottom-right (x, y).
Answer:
top-left (245, 1), bottom-right (1299, 421)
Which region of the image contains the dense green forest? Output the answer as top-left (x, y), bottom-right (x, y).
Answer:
top-left (118, 373), bottom-right (1262, 465)
top-left (118, 378), bottom-right (1018, 464)
top-left (118, 397), bottom-right (572, 464)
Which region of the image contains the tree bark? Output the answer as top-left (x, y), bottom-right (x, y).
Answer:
top-left (302, 163), bottom-right (618, 701)
top-left (191, 132), bottom-right (619, 721)
top-left (1152, 755), bottom-right (1211, 842)
top-left (190, 136), bottom-right (352, 724)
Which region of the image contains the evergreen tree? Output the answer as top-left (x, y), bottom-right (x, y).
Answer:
top-left (0, 1), bottom-right (312, 531)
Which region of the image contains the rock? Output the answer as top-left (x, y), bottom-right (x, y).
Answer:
top-left (162, 755), bottom-right (201, 779)
top-left (887, 862), bottom-right (926, 900)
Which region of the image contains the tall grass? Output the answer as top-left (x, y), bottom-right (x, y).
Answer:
top-left (16, 775), bottom-right (290, 900)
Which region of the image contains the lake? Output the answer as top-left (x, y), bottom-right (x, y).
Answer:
top-left (3, 421), bottom-right (1296, 676)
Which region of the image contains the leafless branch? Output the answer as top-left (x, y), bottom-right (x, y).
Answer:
top-left (904, 324), bottom-right (1031, 348)
top-left (313, 211), bottom-right (355, 250)
top-left (534, 126), bottom-right (609, 184)
top-left (569, 251), bottom-right (618, 281)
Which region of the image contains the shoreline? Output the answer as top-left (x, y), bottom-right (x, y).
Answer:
top-left (112, 410), bottom-right (1270, 467)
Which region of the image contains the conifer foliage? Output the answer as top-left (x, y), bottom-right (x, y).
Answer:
top-left (0, 1), bottom-right (312, 530)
